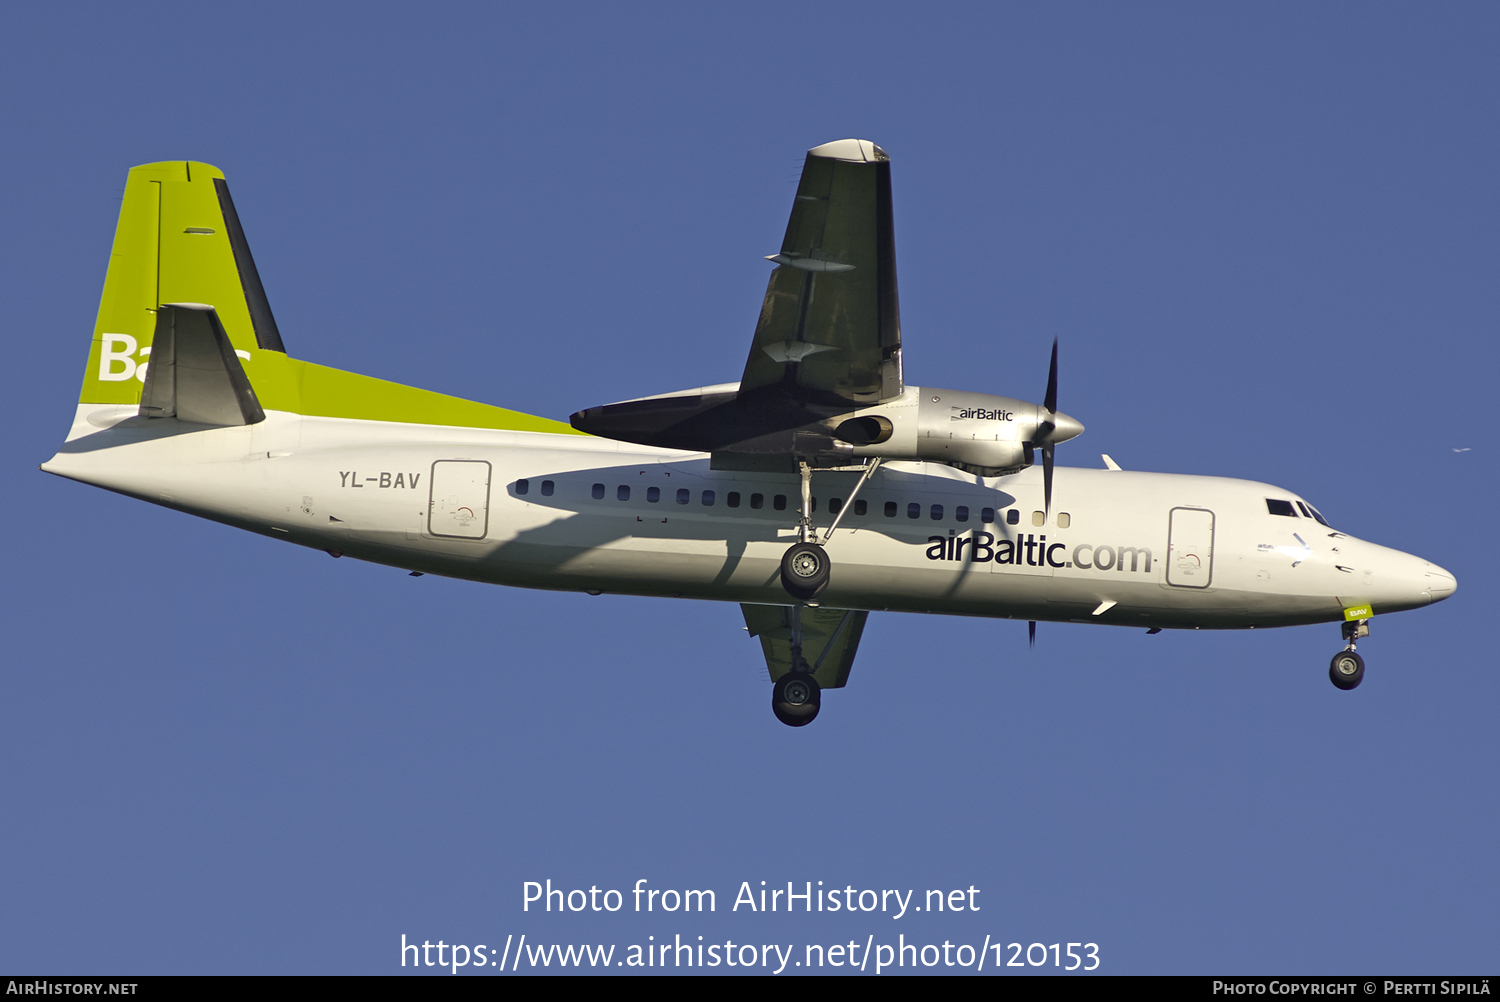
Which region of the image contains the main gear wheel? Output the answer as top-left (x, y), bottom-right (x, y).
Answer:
top-left (772, 670), bottom-right (821, 726)
top-left (780, 542), bottom-right (830, 600)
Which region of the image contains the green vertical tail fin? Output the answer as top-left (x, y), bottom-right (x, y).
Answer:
top-left (75, 160), bottom-right (583, 437)
top-left (84, 161), bottom-right (284, 405)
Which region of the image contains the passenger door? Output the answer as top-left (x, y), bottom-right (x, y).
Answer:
top-left (1166, 507), bottom-right (1214, 588)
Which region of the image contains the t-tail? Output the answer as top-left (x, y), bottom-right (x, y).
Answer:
top-left (82, 162), bottom-right (283, 413)
top-left (55, 160), bottom-right (580, 463)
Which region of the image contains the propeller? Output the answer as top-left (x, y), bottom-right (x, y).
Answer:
top-left (1030, 338), bottom-right (1084, 517)
top-left (1038, 339), bottom-right (1058, 516)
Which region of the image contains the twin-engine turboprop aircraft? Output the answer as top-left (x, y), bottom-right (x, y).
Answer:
top-left (44, 142), bottom-right (1456, 726)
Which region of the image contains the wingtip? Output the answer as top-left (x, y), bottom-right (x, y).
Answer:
top-left (808, 139), bottom-right (887, 163)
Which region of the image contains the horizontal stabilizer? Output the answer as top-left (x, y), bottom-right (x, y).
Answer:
top-left (741, 604), bottom-right (868, 689)
top-left (139, 305), bottom-right (265, 426)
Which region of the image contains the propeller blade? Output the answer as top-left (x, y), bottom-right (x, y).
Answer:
top-left (1038, 338), bottom-right (1059, 515)
top-left (1043, 338), bottom-right (1058, 416)
top-left (1028, 620), bottom-right (1036, 648)
top-left (1042, 441), bottom-right (1054, 516)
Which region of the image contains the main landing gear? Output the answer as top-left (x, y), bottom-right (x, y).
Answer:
top-left (770, 600), bottom-right (823, 726)
top-left (777, 458), bottom-right (881, 601)
top-left (1329, 619), bottom-right (1368, 690)
top-left (773, 666), bottom-right (821, 727)
top-left (769, 459), bottom-right (881, 727)
top-left (780, 543), bottom-right (829, 600)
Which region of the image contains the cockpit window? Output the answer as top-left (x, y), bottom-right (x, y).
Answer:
top-left (1266, 499), bottom-right (1297, 517)
top-left (1306, 504), bottom-right (1332, 528)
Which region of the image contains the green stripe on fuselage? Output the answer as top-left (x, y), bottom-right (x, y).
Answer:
top-left (83, 339), bottom-right (581, 434)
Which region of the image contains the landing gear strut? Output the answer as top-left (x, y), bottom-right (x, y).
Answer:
top-left (1329, 619), bottom-right (1368, 690)
top-left (776, 458), bottom-right (880, 601)
top-left (769, 459), bottom-right (881, 726)
top-left (771, 602), bottom-right (821, 726)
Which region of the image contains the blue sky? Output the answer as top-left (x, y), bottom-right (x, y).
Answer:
top-left (2, 2), bottom-right (1495, 974)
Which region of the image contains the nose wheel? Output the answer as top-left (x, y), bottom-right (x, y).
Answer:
top-left (1329, 619), bottom-right (1368, 690)
top-left (1329, 650), bottom-right (1365, 689)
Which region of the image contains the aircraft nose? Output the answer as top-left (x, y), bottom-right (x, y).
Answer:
top-left (1351, 544), bottom-right (1456, 614)
top-left (1421, 560), bottom-right (1457, 603)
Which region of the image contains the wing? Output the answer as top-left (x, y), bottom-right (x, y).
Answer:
top-left (741, 604), bottom-right (869, 689)
top-left (739, 139), bottom-right (902, 407)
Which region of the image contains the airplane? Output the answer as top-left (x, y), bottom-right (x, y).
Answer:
top-left (42, 141), bottom-right (1457, 726)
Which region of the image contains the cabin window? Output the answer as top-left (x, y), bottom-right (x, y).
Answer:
top-left (828, 498), bottom-right (843, 515)
top-left (981, 507), bottom-right (995, 524)
top-left (1057, 512), bottom-right (1071, 528)
top-left (1006, 509), bottom-right (1020, 525)
top-left (1266, 499), bottom-right (1297, 517)
top-left (617, 485), bottom-right (630, 501)
top-left (702, 490), bottom-right (715, 506)
top-left (907, 502), bottom-right (920, 519)
top-left (591, 483), bottom-right (605, 500)
top-left (885, 501), bottom-right (898, 517)
top-left (774, 495), bottom-right (787, 511)
top-left (854, 499), bottom-right (868, 516)
top-left (751, 493), bottom-right (764, 509)
top-left (1032, 511), bottom-right (1045, 526)
top-left (647, 486), bottom-right (660, 502)
top-left (956, 506), bottom-right (969, 522)
top-left (676, 488), bottom-right (690, 504)
top-left (930, 504), bottom-right (944, 520)
top-left (727, 492), bottom-right (741, 508)
top-left (516, 479), bottom-right (529, 495)
top-left (540, 480), bottom-right (554, 496)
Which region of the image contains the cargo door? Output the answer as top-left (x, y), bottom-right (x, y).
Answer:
top-left (428, 460), bottom-right (491, 539)
top-left (1167, 507), bottom-right (1214, 588)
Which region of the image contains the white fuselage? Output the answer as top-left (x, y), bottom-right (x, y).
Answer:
top-left (45, 405), bottom-right (1456, 630)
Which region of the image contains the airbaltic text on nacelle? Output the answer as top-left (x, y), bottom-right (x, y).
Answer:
top-left (523, 879), bottom-right (980, 919)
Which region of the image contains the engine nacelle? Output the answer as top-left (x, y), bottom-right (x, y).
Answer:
top-left (832, 386), bottom-right (1079, 476)
top-left (571, 382), bottom-right (1081, 475)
